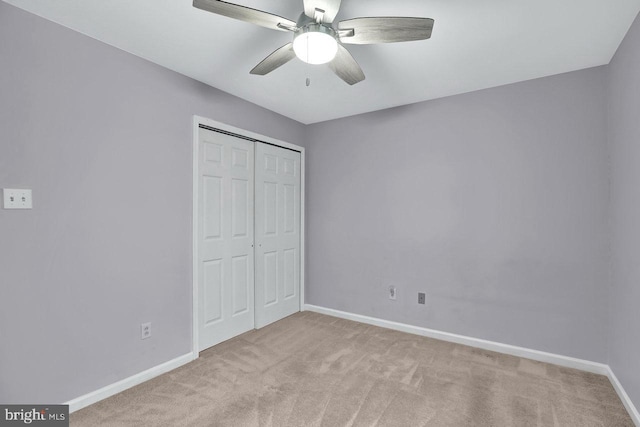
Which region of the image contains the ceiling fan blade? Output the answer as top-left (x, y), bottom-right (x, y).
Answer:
top-left (328, 44), bottom-right (365, 85)
top-left (250, 43), bottom-right (296, 75)
top-left (303, 0), bottom-right (342, 23)
top-left (338, 17), bottom-right (434, 44)
top-left (193, 0), bottom-right (296, 32)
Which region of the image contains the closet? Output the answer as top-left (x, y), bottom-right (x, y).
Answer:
top-left (195, 123), bottom-right (303, 352)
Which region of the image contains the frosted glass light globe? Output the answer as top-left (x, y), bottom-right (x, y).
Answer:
top-left (293, 30), bottom-right (338, 65)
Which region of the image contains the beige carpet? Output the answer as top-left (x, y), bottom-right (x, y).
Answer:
top-left (70, 311), bottom-right (633, 426)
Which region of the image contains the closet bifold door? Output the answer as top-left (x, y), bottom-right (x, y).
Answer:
top-left (254, 142), bottom-right (301, 329)
top-left (197, 127), bottom-right (255, 351)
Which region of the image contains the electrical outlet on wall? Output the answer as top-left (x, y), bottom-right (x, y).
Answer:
top-left (141, 322), bottom-right (151, 340)
top-left (418, 292), bottom-right (426, 305)
top-left (389, 286), bottom-right (397, 300)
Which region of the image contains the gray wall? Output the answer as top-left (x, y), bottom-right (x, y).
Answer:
top-left (608, 11), bottom-right (640, 411)
top-left (305, 68), bottom-right (610, 363)
top-left (0, 2), bottom-right (305, 404)
top-left (3, 0), bottom-right (639, 413)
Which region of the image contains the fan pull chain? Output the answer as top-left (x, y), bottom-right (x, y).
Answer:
top-left (306, 35), bottom-right (311, 87)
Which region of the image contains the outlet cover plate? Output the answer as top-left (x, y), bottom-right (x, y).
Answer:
top-left (418, 292), bottom-right (426, 305)
top-left (141, 322), bottom-right (151, 340)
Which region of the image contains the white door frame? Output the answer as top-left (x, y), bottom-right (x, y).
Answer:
top-left (192, 115), bottom-right (305, 356)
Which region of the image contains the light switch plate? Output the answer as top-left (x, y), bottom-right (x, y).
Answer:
top-left (3, 189), bottom-right (33, 209)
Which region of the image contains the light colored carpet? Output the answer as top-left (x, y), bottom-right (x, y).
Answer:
top-left (70, 311), bottom-right (633, 426)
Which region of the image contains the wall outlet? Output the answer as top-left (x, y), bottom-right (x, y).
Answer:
top-left (3, 189), bottom-right (32, 209)
top-left (389, 286), bottom-right (397, 300)
top-left (418, 292), bottom-right (426, 305)
top-left (141, 322), bottom-right (151, 340)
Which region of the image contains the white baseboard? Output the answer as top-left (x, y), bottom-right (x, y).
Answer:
top-left (303, 304), bottom-right (608, 374)
top-left (65, 352), bottom-right (196, 413)
top-left (607, 367), bottom-right (640, 426)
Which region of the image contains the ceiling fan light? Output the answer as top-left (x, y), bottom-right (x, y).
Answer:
top-left (293, 28), bottom-right (338, 65)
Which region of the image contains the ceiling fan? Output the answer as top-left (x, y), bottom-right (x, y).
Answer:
top-left (193, 0), bottom-right (435, 85)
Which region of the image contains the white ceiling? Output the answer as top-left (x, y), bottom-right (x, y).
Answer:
top-left (4, 0), bottom-right (640, 124)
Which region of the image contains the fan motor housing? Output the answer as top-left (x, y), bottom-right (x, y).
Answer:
top-left (296, 12), bottom-right (325, 28)
top-left (295, 23), bottom-right (337, 41)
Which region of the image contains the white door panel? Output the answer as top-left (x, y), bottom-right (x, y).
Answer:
top-left (198, 128), bottom-right (254, 351)
top-left (255, 143), bottom-right (301, 328)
